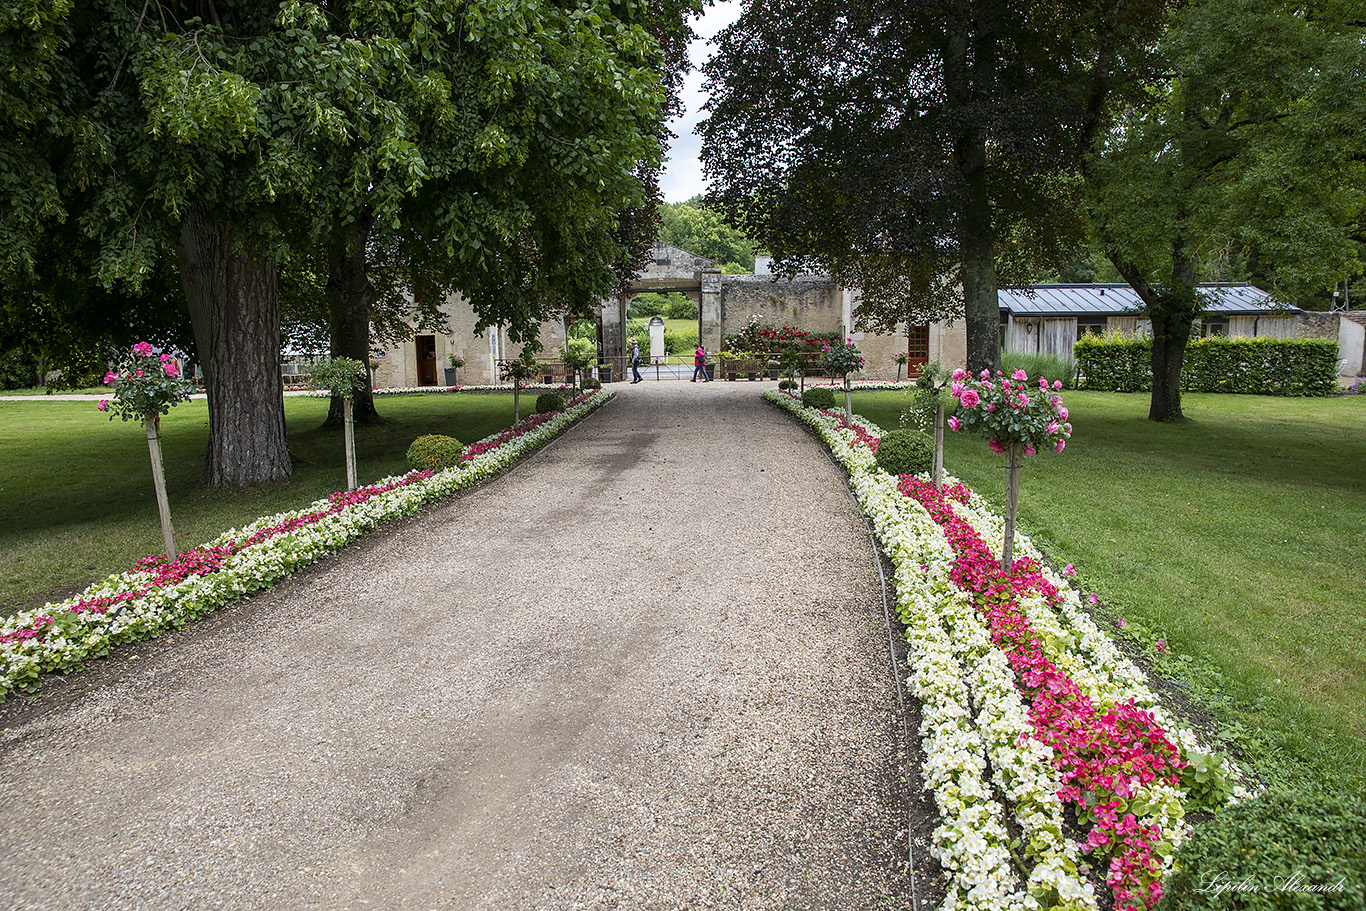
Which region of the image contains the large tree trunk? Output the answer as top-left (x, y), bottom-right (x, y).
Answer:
top-left (178, 202), bottom-right (292, 486)
top-left (1148, 241), bottom-right (1200, 422)
top-left (325, 213), bottom-right (382, 425)
top-left (948, 5), bottom-right (1002, 377)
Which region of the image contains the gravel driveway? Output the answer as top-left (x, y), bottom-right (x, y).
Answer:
top-left (1, 381), bottom-right (924, 910)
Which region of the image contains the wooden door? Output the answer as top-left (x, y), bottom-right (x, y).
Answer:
top-left (416, 335), bottom-right (437, 386)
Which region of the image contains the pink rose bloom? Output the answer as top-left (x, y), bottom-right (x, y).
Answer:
top-left (1012, 369), bottom-right (1028, 382)
top-left (1063, 564), bottom-right (1076, 576)
top-left (959, 389), bottom-right (980, 409)
top-left (163, 362), bottom-right (180, 377)
top-left (1023, 444), bottom-right (1036, 456)
top-left (1001, 379), bottom-right (1012, 390)
top-left (135, 370), bottom-right (143, 377)
top-left (1063, 422), bottom-right (1072, 433)
top-left (947, 416), bottom-right (960, 431)
top-left (132, 342), bottom-right (154, 356)
top-left (1053, 380), bottom-right (1062, 390)
top-left (986, 402), bottom-right (996, 412)
top-left (951, 380), bottom-right (964, 397)
top-left (952, 368), bottom-right (967, 381)
top-left (1039, 377), bottom-right (1050, 390)
top-left (1017, 393), bottom-right (1029, 407)
top-left (1047, 421), bottom-right (1059, 434)
top-left (97, 399), bottom-right (108, 411)
top-left (988, 438), bottom-right (1005, 455)
top-left (1054, 438), bottom-right (1066, 453)
top-left (1058, 406), bottom-right (1069, 420)
top-left (980, 369), bottom-right (991, 380)
top-left (103, 372), bottom-right (118, 385)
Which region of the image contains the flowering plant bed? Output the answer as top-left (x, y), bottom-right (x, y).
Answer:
top-left (314, 383), bottom-right (579, 398)
top-left (0, 390), bottom-right (610, 699)
top-left (764, 389), bottom-right (1244, 911)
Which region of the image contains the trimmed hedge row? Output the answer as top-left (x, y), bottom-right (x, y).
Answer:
top-left (1074, 335), bottom-right (1339, 396)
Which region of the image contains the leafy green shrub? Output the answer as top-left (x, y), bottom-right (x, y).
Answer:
top-left (1159, 789), bottom-right (1366, 911)
top-left (778, 379), bottom-right (797, 390)
top-left (406, 434), bottom-right (463, 471)
top-left (664, 296), bottom-right (700, 319)
top-left (1074, 334), bottom-right (1338, 396)
top-left (535, 392), bottom-right (565, 414)
top-left (802, 387), bottom-right (837, 409)
top-left (667, 326), bottom-right (700, 354)
top-left (582, 377), bottom-right (601, 391)
top-left (874, 429), bottom-right (934, 476)
top-left (1001, 349), bottom-right (1077, 389)
top-left (0, 350), bottom-right (38, 390)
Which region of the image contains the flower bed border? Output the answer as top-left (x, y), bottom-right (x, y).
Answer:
top-left (0, 390), bottom-right (612, 698)
top-left (763, 389), bottom-right (1241, 911)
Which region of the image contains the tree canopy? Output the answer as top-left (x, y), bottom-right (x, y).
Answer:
top-left (658, 196), bottom-right (756, 272)
top-left (698, 0), bottom-right (1167, 371)
top-left (1086, 0), bottom-right (1366, 420)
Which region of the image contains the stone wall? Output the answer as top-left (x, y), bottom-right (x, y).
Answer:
top-left (716, 275), bottom-right (845, 338)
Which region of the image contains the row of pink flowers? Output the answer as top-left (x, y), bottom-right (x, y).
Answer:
top-left (901, 474), bottom-right (1183, 910)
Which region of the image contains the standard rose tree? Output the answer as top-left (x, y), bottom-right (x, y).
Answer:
top-left (307, 357), bottom-right (370, 491)
top-left (947, 368), bottom-right (1072, 571)
top-left (98, 343), bottom-right (197, 560)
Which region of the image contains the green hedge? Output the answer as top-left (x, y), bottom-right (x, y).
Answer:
top-left (1074, 335), bottom-right (1339, 396)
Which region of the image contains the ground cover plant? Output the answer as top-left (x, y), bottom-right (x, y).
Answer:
top-left (853, 388), bottom-right (1366, 794)
top-left (0, 393), bottom-right (528, 619)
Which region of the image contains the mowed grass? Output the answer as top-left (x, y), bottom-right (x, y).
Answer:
top-left (0, 393), bottom-right (521, 617)
top-left (854, 389), bottom-right (1366, 792)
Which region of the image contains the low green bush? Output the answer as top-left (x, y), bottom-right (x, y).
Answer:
top-left (535, 392), bottom-right (565, 414)
top-left (874, 429), bottom-right (934, 476)
top-left (802, 387), bottom-right (837, 409)
top-left (582, 377), bottom-right (601, 391)
top-left (1159, 789), bottom-right (1366, 911)
top-left (1074, 334), bottom-right (1339, 396)
top-left (405, 434), bottom-right (463, 471)
top-left (778, 379), bottom-right (797, 391)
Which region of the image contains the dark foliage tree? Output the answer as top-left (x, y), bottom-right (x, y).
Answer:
top-left (698, 0), bottom-right (1167, 372)
top-left (1086, 0), bottom-right (1366, 420)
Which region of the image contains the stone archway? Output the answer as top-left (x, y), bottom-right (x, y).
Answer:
top-left (598, 242), bottom-right (723, 365)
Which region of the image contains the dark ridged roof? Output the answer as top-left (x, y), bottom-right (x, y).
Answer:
top-left (999, 284), bottom-right (1300, 317)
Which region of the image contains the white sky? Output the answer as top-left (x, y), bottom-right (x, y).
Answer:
top-left (658, 1), bottom-right (746, 203)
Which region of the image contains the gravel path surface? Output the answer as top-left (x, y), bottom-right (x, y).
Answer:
top-left (1, 381), bottom-right (921, 910)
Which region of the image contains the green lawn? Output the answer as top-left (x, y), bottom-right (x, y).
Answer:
top-left (854, 389), bottom-right (1366, 793)
top-left (0, 393), bottom-right (520, 617)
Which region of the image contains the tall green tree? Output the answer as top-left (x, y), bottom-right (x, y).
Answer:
top-left (698, 0), bottom-right (1167, 372)
top-left (657, 197), bottom-right (756, 271)
top-left (3, 0), bottom-right (683, 483)
top-left (1086, 0), bottom-right (1366, 421)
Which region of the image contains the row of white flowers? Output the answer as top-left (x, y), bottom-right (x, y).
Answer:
top-left (0, 390), bottom-right (612, 697)
top-left (767, 390), bottom-right (1093, 911)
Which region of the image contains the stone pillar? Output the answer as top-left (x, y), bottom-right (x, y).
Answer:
top-left (700, 271), bottom-right (723, 353)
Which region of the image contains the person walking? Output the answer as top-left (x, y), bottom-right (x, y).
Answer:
top-left (630, 338), bottom-right (643, 383)
top-left (692, 344), bottom-right (710, 382)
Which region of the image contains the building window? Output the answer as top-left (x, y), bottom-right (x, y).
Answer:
top-left (1077, 319), bottom-right (1106, 340)
top-left (1201, 319), bottom-right (1228, 337)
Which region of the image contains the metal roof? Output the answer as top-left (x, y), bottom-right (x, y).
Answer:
top-left (998, 283), bottom-right (1300, 317)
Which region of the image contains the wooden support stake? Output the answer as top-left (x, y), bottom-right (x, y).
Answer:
top-left (343, 397), bottom-right (357, 490)
top-left (145, 415), bottom-right (177, 562)
top-left (933, 400), bottom-right (945, 490)
top-left (1002, 442), bottom-right (1023, 573)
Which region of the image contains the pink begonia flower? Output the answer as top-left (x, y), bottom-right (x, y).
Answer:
top-left (1116, 617), bottom-right (1127, 627)
top-left (1063, 563), bottom-right (1076, 576)
top-left (163, 362), bottom-right (180, 377)
top-left (1024, 444), bottom-right (1037, 456)
top-left (97, 399), bottom-right (108, 411)
top-left (947, 416), bottom-right (960, 431)
top-left (1012, 369), bottom-right (1029, 382)
top-left (104, 372), bottom-right (118, 385)
top-left (952, 368), bottom-right (967, 381)
top-left (1155, 640), bottom-right (1167, 653)
top-left (1088, 593), bottom-right (1099, 603)
top-left (1055, 438), bottom-right (1066, 453)
top-left (988, 438), bottom-right (1005, 455)
top-left (959, 389), bottom-right (980, 409)
top-left (1053, 380), bottom-right (1063, 390)
top-left (132, 341), bottom-right (154, 356)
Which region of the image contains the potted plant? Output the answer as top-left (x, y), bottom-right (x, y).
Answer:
top-left (444, 353), bottom-right (464, 386)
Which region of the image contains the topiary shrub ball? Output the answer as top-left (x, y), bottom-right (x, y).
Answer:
top-left (802, 387), bottom-right (837, 409)
top-left (582, 377), bottom-right (602, 391)
top-left (874, 429), bottom-right (934, 477)
top-left (778, 379), bottom-right (797, 391)
top-left (1158, 789), bottom-right (1366, 911)
top-left (535, 392), bottom-right (566, 414)
top-left (406, 434), bottom-right (464, 471)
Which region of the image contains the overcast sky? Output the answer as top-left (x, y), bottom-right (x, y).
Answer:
top-left (658, 1), bottom-right (746, 203)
